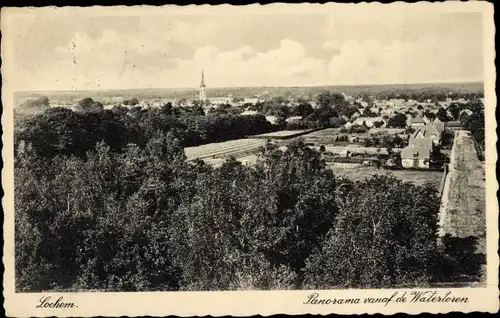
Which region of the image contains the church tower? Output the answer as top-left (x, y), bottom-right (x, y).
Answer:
top-left (199, 70), bottom-right (207, 101)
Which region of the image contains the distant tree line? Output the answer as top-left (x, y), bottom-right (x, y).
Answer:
top-left (373, 89), bottom-right (483, 103)
top-left (14, 101), bottom-right (275, 158)
top-left (20, 96), bottom-right (50, 109)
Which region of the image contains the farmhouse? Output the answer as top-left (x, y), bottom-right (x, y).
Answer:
top-left (411, 124), bottom-right (441, 145)
top-left (460, 109), bottom-right (473, 116)
top-left (401, 143), bottom-right (432, 169)
top-left (286, 116), bottom-right (303, 123)
top-left (209, 97), bottom-right (232, 105)
top-left (243, 97), bottom-right (259, 105)
top-left (241, 110), bottom-right (259, 116)
top-left (351, 117), bottom-right (386, 128)
top-left (433, 118), bottom-right (445, 133)
top-left (409, 116), bottom-right (426, 128)
top-left (265, 115), bottom-right (278, 125)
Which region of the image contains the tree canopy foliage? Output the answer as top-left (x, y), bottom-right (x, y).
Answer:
top-left (15, 106), bottom-right (275, 158)
top-left (15, 129), bottom-right (465, 291)
top-left (387, 113), bottom-right (408, 128)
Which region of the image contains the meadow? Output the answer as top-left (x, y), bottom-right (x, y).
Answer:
top-left (328, 165), bottom-right (444, 188)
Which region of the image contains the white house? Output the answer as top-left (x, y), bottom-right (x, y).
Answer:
top-left (401, 144), bottom-right (432, 169)
top-left (286, 116), bottom-right (303, 123)
top-left (241, 110), bottom-right (259, 116)
top-left (265, 115), bottom-right (278, 125)
top-left (352, 117), bottom-right (386, 128)
top-left (409, 116), bottom-right (426, 128)
top-left (411, 124), bottom-right (441, 145)
top-left (243, 98), bottom-right (259, 105)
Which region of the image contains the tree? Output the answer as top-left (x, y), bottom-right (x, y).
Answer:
top-left (440, 130), bottom-right (455, 149)
top-left (424, 110), bottom-right (436, 121)
top-left (387, 113), bottom-right (407, 128)
top-left (436, 107), bottom-right (450, 122)
top-left (461, 112), bottom-right (485, 147)
top-left (76, 97), bottom-right (104, 112)
top-left (363, 107), bottom-right (378, 117)
top-left (303, 175), bottom-right (440, 289)
top-left (317, 91), bottom-right (346, 109)
top-left (20, 96), bottom-right (50, 109)
top-left (293, 102), bottom-right (314, 117)
top-left (448, 104), bottom-right (461, 121)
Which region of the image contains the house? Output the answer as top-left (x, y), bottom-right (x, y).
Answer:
top-left (348, 136), bottom-right (359, 143)
top-left (265, 115), bottom-right (278, 125)
top-left (286, 116), bottom-right (303, 123)
top-left (409, 116), bottom-right (426, 128)
top-left (243, 98), bottom-right (259, 105)
top-left (339, 150), bottom-right (352, 157)
top-left (409, 135), bottom-right (433, 149)
top-left (209, 97), bottom-right (232, 105)
top-left (460, 109), bottom-right (473, 116)
top-left (401, 143), bottom-right (432, 169)
top-left (352, 117), bottom-right (386, 128)
top-left (241, 110), bottom-right (259, 116)
top-left (344, 122), bottom-right (354, 129)
top-left (310, 101), bottom-right (319, 109)
top-left (350, 112), bottom-right (361, 121)
top-left (405, 114), bottom-right (414, 127)
top-left (411, 124), bottom-right (441, 145)
top-left (380, 108), bottom-right (394, 116)
top-left (433, 118), bottom-right (445, 133)
top-left (401, 130), bottom-right (435, 169)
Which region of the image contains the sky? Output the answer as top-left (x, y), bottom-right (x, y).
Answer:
top-left (8, 5), bottom-right (485, 91)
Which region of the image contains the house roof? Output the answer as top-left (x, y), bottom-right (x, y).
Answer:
top-left (286, 116), bottom-right (303, 122)
top-left (241, 110), bottom-right (259, 116)
top-left (410, 116), bottom-right (426, 124)
top-left (444, 120), bottom-right (462, 127)
top-left (412, 124), bottom-right (441, 139)
top-left (401, 144), bottom-right (431, 159)
top-left (433, 118), bottom-right (445, 132)
top-left (409, 136), bottom-right (433, 150)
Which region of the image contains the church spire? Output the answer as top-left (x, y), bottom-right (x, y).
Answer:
top-left (199, 70), bottom-right (207, 101)
top-left (200, 70), bottom-right (205, 87)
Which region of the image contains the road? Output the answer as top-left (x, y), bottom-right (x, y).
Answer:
top-left (438, 130), bottom-right (485, 245)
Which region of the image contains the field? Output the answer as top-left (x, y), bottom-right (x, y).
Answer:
top-left (328, 165), bottom-right (443, 188)
top-left (368, 128), bottom-right (406, 135)
top-left (313, 145), bottom-right (401, 155)
top-left (252, 129), bottom-right (313, 139)
top-left (303, 128), bottom-right (342, 137)
top-left (184, 138), bottom-right (266, 161)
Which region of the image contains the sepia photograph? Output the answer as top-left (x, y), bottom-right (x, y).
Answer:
top-left (2, 2), bottom-right (498, 316)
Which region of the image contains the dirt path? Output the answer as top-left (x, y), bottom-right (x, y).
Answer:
top-left (439, 130), bottom-right (486, 246)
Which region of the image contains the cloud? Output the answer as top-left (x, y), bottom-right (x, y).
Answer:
top-left (326, 36), bottom-right (483, 85)
top-left (10, 9), bottom-right (483, 91)
top-left (323, 40), bottom-right (340, 51)
top-left (169, 39), bottom-right (328, 87)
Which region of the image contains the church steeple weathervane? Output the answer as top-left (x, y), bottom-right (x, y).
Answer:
top-left (199, 70), bottom-right (207, 101)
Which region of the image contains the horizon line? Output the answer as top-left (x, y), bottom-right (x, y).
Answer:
top-left (16, 80), bottom-right (484, 94)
